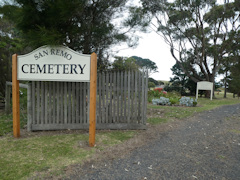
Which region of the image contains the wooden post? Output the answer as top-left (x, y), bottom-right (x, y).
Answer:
top-left (89, 53), bottom-right (97, 147)
top-left (12, 54), bottom-right (20, 138)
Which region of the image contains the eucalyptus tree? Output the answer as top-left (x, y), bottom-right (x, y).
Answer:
top-left (127, 0), bottom-right (239, 89)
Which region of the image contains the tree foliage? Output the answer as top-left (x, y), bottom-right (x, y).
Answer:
top-left (228, 60), bottom-right (240, 98)
top-left (131, 56), bottom-right (158, 75)
top-left (1, 0), bottom-right (138, 70)
top-left (148, 82), bottom-right (155, 90)
top-left (164, 62), bottom-right (196, 95)
top-left (111, 56), bottom-right (139, 71)
top-left (148, 77), bottom-right (159, 86)
top-left (219, 24), bottom-right (240, 97)
top-left (129, 0), bottom-right (239, 88)
top-left (0, 9), bottom-right (23, 98)
top-left (111, 55), bottom-right (158, 74)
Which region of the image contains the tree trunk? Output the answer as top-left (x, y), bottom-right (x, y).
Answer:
top-left (210, 75), bottom-right (215, 98)
top-left (224, 70), bottom-right (227, 98)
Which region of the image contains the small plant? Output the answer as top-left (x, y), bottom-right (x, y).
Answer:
top-left (152, 97), bottom-right (171, 105)
top-left (152, 98), bottom-right (160, 105)
top-left (169, 97), bottom-right (179, 105)
top-left (148, 89), bottom-right (167, 102)
top-left (159, 97), bottom-right (171, 105)
top-left (166, 91), bottom-right (181, 99)
top-left (154, 87), bottom-right (163, 93)
top-left (162, 91), bottom-right (167, 95)
top-left (179, 96), bottom-right (197, 107)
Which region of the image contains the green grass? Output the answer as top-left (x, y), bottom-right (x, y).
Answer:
top-left (148, 117), bottom-right (168, 124)
top-left (98, 131), bottom-right (136, 145)
top-left (231, 129), bottom-right (240, 134)
top-left (0, 134), bottom-right (90, 180)
top-left (1, 87), bottom-right (28, 136)
top-left (0, 130), bottom-right (136, 180)
top-left (0, 113), bottom-right (27, 136)
top-left (0, 113), bottom-right (13, 136)
top-left (147, 92), bottom-right (240, 124)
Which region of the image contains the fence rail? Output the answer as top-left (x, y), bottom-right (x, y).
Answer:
top-left (5, 71), bottom-right (148, 130)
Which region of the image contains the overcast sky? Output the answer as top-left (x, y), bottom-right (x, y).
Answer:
top-left (114, 31), bottom-right (176, 81)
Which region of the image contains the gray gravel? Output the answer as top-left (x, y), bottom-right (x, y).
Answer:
top-left (66, 104), bottom-right (240, 180)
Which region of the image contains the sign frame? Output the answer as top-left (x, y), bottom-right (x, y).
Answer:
top-left (12, 46), bottom-right (97, 147)
top-left (17, 45), bottom-right (91, 82)
top-left (196, 81), bottom-right (213, 100)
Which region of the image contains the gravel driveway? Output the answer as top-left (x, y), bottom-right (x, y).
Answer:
top-left (65, 104), bottom-right (240, 180)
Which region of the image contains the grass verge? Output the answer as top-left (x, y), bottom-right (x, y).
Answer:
top-left (0, 130), bottom-right (136, 180)
top-left (147, 93), bottom-right (240, 124)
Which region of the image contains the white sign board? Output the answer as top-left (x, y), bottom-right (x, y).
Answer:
top-left (196, 81), bottom-right (213, 100)
top-left (17, 45), bottom-right (91, 82)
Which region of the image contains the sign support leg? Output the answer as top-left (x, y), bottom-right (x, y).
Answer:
top-left (89, 53), bottom-right (97, 147)
top-left (12, 54), bottom-right (20, 138)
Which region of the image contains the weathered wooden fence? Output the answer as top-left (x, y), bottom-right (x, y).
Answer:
top-left (28, 81), bottom-right (90, 131)
top-left (6, 71), bottom-right (148, 130)
top-left (96, 71), bottom-right (148, 129)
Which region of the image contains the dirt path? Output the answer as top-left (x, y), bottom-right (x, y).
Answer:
top-left (62, 104), bottom-right (240, 180)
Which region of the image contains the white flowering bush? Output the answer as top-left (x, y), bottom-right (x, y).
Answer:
top-left (179, 96), bottom-right (197, 107)
top-left (152, 97), bottom-right (171, 105)
top-left (152, 96), bottom-right (197, 107)
top-left (152, 99), bottom-right (160, 105)
top-left (159, 97), bottom-right (171, 105)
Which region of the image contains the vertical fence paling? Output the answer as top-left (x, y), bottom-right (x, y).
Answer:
top-left (27, 83), bottom-right (32, 131)
top-left (31, 82), bottom-right (35, 125)
top-left (106, 72), bottom-right (109, 124)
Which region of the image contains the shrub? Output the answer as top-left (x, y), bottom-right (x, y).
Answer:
top-left (148, 90), bottom-right (160, 102)
top-left (148, 89), bottom-right (167, 102)
top-left (148, 96), bottom-right (154, 103)
top-left (152, 98), bottom-right (160, 105)
top-left (179, 96), bottom-right (197, 107)
top-left (148, 82), bottom-right (155, 90)
top-left (159, 97), bottom-right (171, 105)
top-left (152, 97), bottom-right (171, 105)
top-left (154, 88), bottom-right (163, 93)
top-left (165, 91), bottom-right (181, 99)
top-left (169, 97), bottom-right (179, 105)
